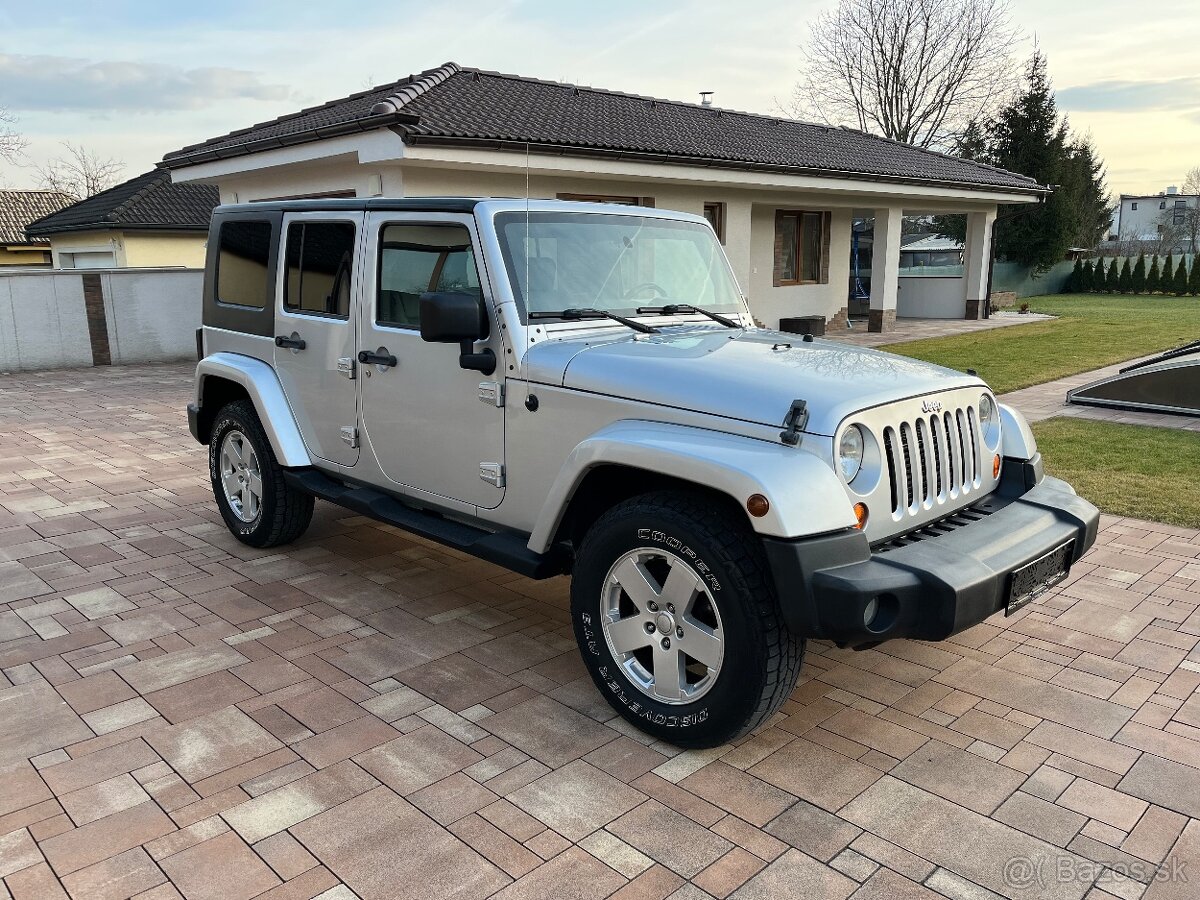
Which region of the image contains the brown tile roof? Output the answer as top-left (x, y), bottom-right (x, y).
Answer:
top-left (0, 190), bottom-right (74, 245)
top-left (25, 169), bottom-right (219, 237)
top-left (161, 62), bottom-right (1043, 194)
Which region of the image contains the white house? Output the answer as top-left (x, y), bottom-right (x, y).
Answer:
top-left (1115, 186), bottom-right (1198, 251)
top-left (161, 62), bottom-right (1045, 331)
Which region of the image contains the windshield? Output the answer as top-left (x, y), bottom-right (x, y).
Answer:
top-left (495, 211), bottom-right (743, 320)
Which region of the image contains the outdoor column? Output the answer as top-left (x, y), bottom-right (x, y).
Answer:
top-left (869, 206), bottom-right (902, 332)
top-left (963, 209), bottom-right (996, 319)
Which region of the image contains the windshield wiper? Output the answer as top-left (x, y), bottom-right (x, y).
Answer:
top-left (636, 304), bottom-right (740, 328)
top-left (529, 308), bottom-right (659, 334)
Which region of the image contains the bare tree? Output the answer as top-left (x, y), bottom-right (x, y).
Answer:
top-left (1183, 166), bottom-right (1200, 197)
top-left (0, 106), bottom-right (27, 164)
top-left (35, 142), bottom-right (124, 200)
top-left (788, 0), bottom-right (1019, 150)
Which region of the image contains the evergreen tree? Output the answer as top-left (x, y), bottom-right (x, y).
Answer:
top-left (1080, 258), bottom-right (1095, 292)
top-left (1131, 254), bottom-right (1146, 293)
top-left (1172, 256), bottom-right (1189, 295)
top-left (1106, 258), bottom-right (1120, 292)
top-left (1118, 258), bottom-right (1133, 293)
top-left (1065, 258), bottom-right (1083, 293)
top-left (988, 53), bottom-right (1075, 271)
top-left (1189, 255), bottom-right (1200, 296)
top-left (1147, 256), bottom-right (1161, 293)
top-left (1163, 254), bottom-right (1174, 293)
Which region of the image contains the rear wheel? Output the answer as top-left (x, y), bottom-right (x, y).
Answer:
top-left (571, 491), bottom-right (805, 747)
top-left (209, 400), bottom-right (313, 547)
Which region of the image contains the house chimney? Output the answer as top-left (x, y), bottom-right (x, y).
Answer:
top-left (699, 92), bottom-right (713, 107)
top-left (1167, 185), bottom-right (1178, 195)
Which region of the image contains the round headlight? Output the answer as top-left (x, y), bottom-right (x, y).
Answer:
top-left (979, 393), bottom-right (1001, 449)
top-left (839, 425), bottom-right (864, 482)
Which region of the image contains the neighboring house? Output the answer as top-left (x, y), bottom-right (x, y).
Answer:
top-left (1115, 186), bottom-right (1198, 251)
top-left (0, 190), bottom-right (74, 266)
top-left (898, 234), bottom-right (964, 269)
top-left (161, 62), bottom-right (1045, 331)
top-left (25, 169), bottom-right (219, 269)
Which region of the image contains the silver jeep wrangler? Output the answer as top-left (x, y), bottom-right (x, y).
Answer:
top-left (188, 198), bottom-right (1099, 748)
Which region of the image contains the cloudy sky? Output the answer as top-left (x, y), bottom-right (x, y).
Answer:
top-left (2, 0), bottom-right (1197, 198)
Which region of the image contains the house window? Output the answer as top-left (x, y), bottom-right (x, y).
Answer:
top-left (1160, 201), bottom-right (1167, 209)
top-left (556, 193), bottom-right (654, 207)
top-left (283, 221), bottom-right (357, 318)
top-left (376, 223), bottom-right (481, 330)
top-left (1131, 202), bottom-right (1138, 210)
top-left (703, 202), bottom-right (726, 243)
top-left (216, 221), bottom-right (273, 308)
top-left (774, 210), bottom-right (827, 285)
top-left (1174, 200), bottom-right (1187, 225)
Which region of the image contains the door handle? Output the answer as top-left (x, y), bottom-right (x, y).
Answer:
top-left (358, 348), bottom-right (397, 368)
top-left (275, 334), bottom-right (306, 350)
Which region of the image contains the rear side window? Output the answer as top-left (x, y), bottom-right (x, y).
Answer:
top-left (216, 221), bottom-right (273, 308)
top-left (284, 222), bottom-right (357, 318)
top-left (377, 223), bottom-right (481, 329)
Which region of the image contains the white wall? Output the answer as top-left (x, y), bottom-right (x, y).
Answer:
top-left (0, 268), bottom-right (202, 371)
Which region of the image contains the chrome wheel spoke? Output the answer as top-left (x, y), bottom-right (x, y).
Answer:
top-left (218, 430), bottom-right (260, 523)
top-left (679, 617), bottom-right (722, 669)
top-left (610, 555), bottom-right (660, 611)
top-left (651, 641), bottom-right (685, 702)
top-left (660, 562), bottom-right (700, 612)
top-left (246, 470), bottom-right (263, 498)
top-left (607, 615), bottom-right (652, 656)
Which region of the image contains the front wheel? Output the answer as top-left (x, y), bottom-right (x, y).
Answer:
top-left (571, 491), bottom-right (805, 748)
top-left (209, 399), bottom-right (314, 548)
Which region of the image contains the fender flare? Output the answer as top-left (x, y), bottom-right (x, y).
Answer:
top-left (999, 403), bottom-right (1037, 461)
top-left (194, 353), bottom-right (310, 468)
top-left (527, 419), bottom-right (855, 553)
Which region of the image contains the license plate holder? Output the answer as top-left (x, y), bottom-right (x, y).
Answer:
top-left (1006, 541), bottom-right (1073, 615)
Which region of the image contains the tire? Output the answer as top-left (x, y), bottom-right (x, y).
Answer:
top-left (208, 399), bottom-right (314, 548)
top-left (571, 491), bottom-right (805, 748)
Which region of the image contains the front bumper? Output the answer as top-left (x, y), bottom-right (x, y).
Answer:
top-left (763, 463), bottom-right (1099, 648)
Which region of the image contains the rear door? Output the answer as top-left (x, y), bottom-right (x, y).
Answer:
top-left (359, 212), bottom-right (505, 508)
top-left (273, 212), bottom-right (364, 467)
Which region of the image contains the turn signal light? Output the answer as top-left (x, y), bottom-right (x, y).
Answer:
top-left (746, 494), bottom-right (770, 518)
top-left (853, 502), bottom-right (869, 530)
top-left (993, 454), bottom-right (1001, 479)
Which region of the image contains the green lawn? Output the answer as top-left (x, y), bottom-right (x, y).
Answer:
top-left (881, 295), bottom-right (1200, 394)
top-left (1032, 418), bottom-right (1200, 528)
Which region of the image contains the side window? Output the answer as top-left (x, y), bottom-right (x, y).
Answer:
top-left (377, 223), bottom-right (481, 329)
top-left (284, 222), bottom-right (357, 318)
top-left (216, 221), bottom-right (273, 308)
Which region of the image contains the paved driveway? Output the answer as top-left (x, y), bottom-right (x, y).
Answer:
top-left (1, 363), bottom-right (1199, 900)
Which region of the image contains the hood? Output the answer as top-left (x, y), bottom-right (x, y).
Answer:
top-left (524, 326), bottom-right (985, 436)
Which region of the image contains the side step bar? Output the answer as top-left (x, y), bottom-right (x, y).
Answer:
top-left (283, 469), bottom-right (568, 580)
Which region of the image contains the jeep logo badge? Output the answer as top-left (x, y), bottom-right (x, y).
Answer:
top-left (921, 399), bottom-right (943, 413)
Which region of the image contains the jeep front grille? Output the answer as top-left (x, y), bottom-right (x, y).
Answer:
top-left (881, 404), bottom-right (983, 521)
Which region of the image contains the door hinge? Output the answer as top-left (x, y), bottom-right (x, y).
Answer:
top-left (340, 426), bottom-right (359, 448)
top-left (337, 357), bottom-right (357, 379)
top-left (478, 381), bottom-right (504, 407)
top-left (479, 462), bottom-right (505, 488)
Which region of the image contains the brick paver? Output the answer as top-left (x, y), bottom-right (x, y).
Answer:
top-left (1, 362), bottom-right (1199, 900)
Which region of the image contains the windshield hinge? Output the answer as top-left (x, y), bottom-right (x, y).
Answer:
top-left (478, 381), bottom-right (504, 407)
top-left (779, 400), bottom-right (809, 447)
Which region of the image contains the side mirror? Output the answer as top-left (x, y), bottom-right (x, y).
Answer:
top-left (419, 291), bottom-right (495, 375)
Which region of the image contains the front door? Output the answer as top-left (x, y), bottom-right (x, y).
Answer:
top-left (274, 213), bottom-right (363, 467)
top-left (359, 213), bottom-right (505, 509)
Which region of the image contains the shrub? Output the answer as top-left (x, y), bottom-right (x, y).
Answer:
top-left (1147, 255), bottom-right (1161, 293)
top-left (1065, 258), bottom-right (1083, 293)
top-left (1190, 256), bottom-right (1200, 296)
top-left (1131, 254), bottom-right (1146, 294)
top-left (1163, 254), bottom-right (1174, 293)
top-left (1172, 256), bottom-right (1189, 295)
top-left (1106, 258), bottom-right (1120, 293)
top-left (1118, 258), bottom-right (1133, 293)
top-left (1080, 258), bottom-right (1095, 292)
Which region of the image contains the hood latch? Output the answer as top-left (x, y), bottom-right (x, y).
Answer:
top-left (780, 399), bottom-right (809, 446)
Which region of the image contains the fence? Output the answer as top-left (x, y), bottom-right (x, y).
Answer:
top-left (0, 268), bottom-right (203, 372)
